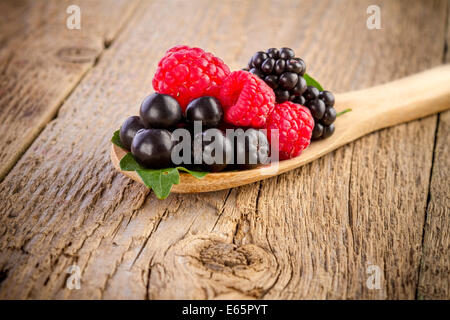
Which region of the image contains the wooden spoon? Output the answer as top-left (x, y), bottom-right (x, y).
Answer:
top-left (111, 65), bottom-right (450, 193)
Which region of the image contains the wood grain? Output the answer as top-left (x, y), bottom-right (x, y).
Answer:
top-left (416, 111), bottom-right (450, 299)
top-left (0, 0), bottom-right (140, 181)
top-left (417, 5), bottom-right (450, 299)
top-left (0, 0), bottom-right (448, 299)
top-left (330, 0), bottom-right (447, 299)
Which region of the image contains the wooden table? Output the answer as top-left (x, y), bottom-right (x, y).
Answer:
top-left (0, 0), bottom-right (448, 300)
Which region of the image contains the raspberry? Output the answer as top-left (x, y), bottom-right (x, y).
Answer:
top-left (152, 45), bottom-right (230, 111)
top-left (265, 101), bottom-right (314, 160)
top-left (219, 71), bottom-right (275, 128)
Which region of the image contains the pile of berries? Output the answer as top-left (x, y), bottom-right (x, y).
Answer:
top-left (120, 91), bottom-right (271, 171)
top-left (118, 45), bottom-right (339, 172)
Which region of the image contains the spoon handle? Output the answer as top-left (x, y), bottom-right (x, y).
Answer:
top-left (334, 64), bottom-right (450, 143)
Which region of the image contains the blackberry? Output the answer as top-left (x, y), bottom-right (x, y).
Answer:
top-left (303, 86), bottom-right (320, 101)
top-left (292, 95), bottom-right (306, 106)
top-left (247, 47), bottom-right (307, 103)
top-left (305, 99), bottom-right (326, 119)
top-left (322, 107), bottom-right (337, 126)
top-left (301, 89), bottom-right (337, 140)
top-left (247, 47), bottom-right (337, 140)
top-left (322, 123), bottom-right (335, 139)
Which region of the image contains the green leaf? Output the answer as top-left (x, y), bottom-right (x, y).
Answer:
top-left (137, 168), bottom-right (180, 199)
top-left (176, 167), bottom-right (208, 178)
top-left (119, 152), bottom-right (144, 171)
top-left (115, 147), bottom-right (208, 199)
top-left (303, 73), bottom-right (324, 91)
top-left (111, 129), bottom-right (125, 148)
top-left (336, 108), bottom-right (352, 117)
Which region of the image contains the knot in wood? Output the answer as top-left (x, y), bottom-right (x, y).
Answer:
top-left (56, 47), bottom-right (98, 63)
top-left (200, 241), bottom-right (256, 270)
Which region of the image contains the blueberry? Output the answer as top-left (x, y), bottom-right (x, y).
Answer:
top-left (274, 59), bottom-right (286, 75)
top-left (292, 76), bottom-right (307, 95)
top-left (119, 116), bottom-right (145, 150)
top-left (322, 124), bottom-right (335, 139)
top-left (279, 72), bottom-right (298, 90)
top-left (261, 58), bottom-right (275, 74)
top-left (306, 99), bottom-right (326, 119)
top-left (321, 107), bottom-right (337, 125)
top-left (131, 129), bottom-right (173, 169)
top-left (303, 86), bottom-right (320, 101)
top-left (192, 129), bottom-right (232, 172)
top-left (233, 129), bottom-right (269, 170)
top-left (140, 93), bottom-right (182, 129)
top-left (312, 122), bottom-right (324, 140)
top-left (249, 68), bottom-right (264, 79)
top-left (251, 51), bottom-right (268, 68)
top-left (279, 47), bottom-right (295, 59)
top-left (186, 96), bottom-right (223, 128)
top-left (319, 91), bottom-right (335, 107)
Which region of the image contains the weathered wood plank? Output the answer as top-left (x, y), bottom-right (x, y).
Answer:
top-left (417, 110), bottom-right (450, 299)
top-left (0, 0), bottom-right (140, 181)
top-left (339, 0), bottom-right (448, 298)
top-left (0, 0), bottom-right (447, 299)
top-left (417, 5), bottom-right (450, 299)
